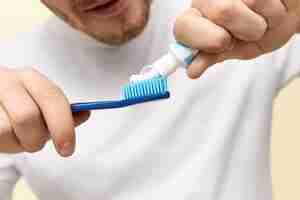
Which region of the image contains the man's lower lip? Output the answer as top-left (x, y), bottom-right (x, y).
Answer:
top-left (84, 0), bottom-right (128, 18)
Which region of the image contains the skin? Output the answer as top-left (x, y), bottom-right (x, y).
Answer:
top-left (174, 0), bottom-right (300, 78)
top-left (1, 0), bottom-right (300, 157)
top-left (41, 0), bottom-right (152, 45)
top-left (0, 0), bottom-right (152, 157)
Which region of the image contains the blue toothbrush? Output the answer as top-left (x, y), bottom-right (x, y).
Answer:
top-left (71, 76), bottom-right (170, 112)
top-left (71, 43), bottom-right (196, 112)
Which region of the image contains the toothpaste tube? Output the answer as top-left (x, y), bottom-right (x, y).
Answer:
top-left (130, 43), bottom-right (198, 82)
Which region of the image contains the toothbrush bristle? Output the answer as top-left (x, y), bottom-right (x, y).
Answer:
top-left (122, 76), bottom-right (169, 100)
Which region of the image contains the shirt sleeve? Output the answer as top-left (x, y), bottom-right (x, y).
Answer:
top-left (278, 35), bottom-right (300, 89)
top-left (0, 154), bottom-right (21, 200)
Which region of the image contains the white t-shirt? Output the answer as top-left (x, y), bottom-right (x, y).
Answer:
top-left (0, 1), bottom-right (300, 200)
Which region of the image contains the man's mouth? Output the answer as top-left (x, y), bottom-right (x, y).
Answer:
top-left (77, 0), bottom-right (128, 18)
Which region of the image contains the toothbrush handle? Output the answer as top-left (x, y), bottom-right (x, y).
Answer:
top-left (71, 100), bottom-right (126, 112)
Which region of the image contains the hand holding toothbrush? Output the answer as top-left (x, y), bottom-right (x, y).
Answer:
top-left (0, 67), bottom-right (90, 157)
top-left (174, 0), bottom-right (300, 79)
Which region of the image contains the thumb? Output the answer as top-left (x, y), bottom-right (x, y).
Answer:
top-left (187, 53), bottom-right (220, 79)
top-left (73, 111), bottom-right (91, 127)
top-left (187, 41), bottom-right (263, 79)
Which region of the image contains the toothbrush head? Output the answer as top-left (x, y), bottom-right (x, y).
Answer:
top-left (122, 76), bottom-right (170, 102)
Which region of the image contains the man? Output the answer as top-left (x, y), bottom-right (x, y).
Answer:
top-left (0, 0), bottom-right (299, 199)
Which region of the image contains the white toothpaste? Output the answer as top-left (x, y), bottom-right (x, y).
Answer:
top-left (130, 43), bottom-right (198, 82)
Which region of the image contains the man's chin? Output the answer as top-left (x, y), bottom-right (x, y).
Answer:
top-left (91, 36), bottom-right (135, 46)
top-left (81, 0), bottom-right (151, 46)
top-left (83, 21), bottom-right (148, 46)
top-left (85, 25), bottom-right (146, 46)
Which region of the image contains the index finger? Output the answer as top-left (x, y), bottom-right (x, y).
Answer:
top-left (193, 0), bottom-right (268, 41)
top-left (0, 105), bottom-right (25, 153)
top-left (17, 68), bottom-right (75, 157)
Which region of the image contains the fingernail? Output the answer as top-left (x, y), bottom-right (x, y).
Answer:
top-left (59, 141), bottom-right (74, 157)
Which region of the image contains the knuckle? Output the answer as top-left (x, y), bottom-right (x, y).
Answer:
top-left (242, 0), bottom-right (257, 9)
top-left (17, 67), bottom-right (67, 102)
top-left (209, 32), bottom-right (232, 52)
top-left (174, 8), bottom-right (201, 42)
top-left (0, 122), bottom-right (12, 136)
top-left (12, 106), bottom-right (40, 127)
top-left (24, 141), bottom-right (46, 153)
top-left (19, 67), bottom-right (40, 76)
top-left (0, 109), bottom-right (13, 136)
top-left (174, 13), bottom-right (190, 41)
top-left (0, 70), bottom-right (19, 89)
top-left (16, 67), bottom-right (40, 82)
top-left (41, 84), bottom-right (65, 103)
top-left (23, 135), bottom-right (47, 153)
top-left (251, 24), bottom-right (266, 41)
top-left (209, 2), bottom-right (236, 24)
